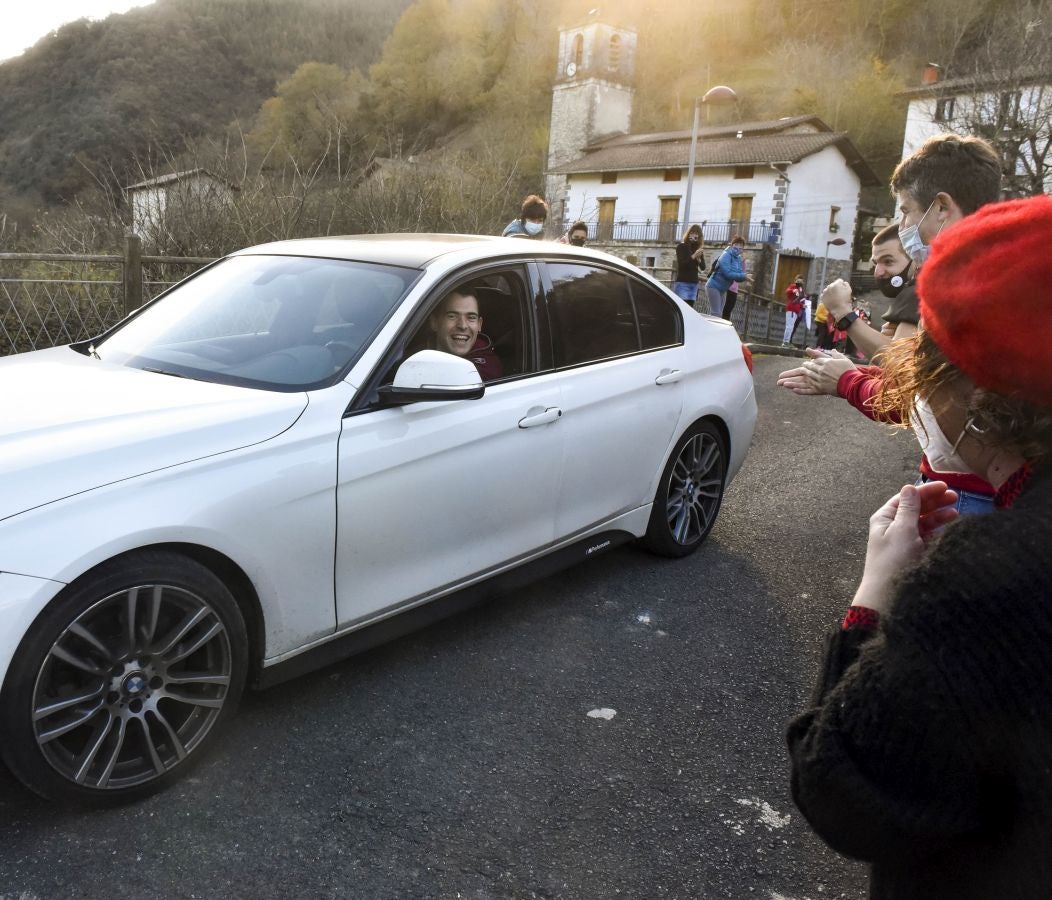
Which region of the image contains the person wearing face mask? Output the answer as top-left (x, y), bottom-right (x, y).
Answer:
top-left (787, 194), bottom-right (1052, 900)
top-left (502, 194), bottom-right (549, 239)
top-left (816, 226), bottom-right (918, 359)
top-left (672, 224), bottom-right (706, 306)
top-left (558, 220), bottom-right (589, 247)
top-left (892, 133), bottom-right (1002, 267)
top-left (783, 275), bottom-right (806, 346)
top-left (705, 234), bottom-right (751, 317)
top-left (777, 132), bottom-right (1003, 514)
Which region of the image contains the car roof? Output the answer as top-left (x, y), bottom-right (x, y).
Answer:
top-left (230, 233), bottom-right (617, 270)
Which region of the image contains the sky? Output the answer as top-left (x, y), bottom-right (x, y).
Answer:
top-left (1, 1), bottom-right (156, 62)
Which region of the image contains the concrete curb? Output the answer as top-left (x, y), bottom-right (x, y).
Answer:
top-left (744, 342), bottom-right (811, 358)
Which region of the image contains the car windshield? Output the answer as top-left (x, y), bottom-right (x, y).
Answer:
top-left (94, 254), bottom-right (419, 390)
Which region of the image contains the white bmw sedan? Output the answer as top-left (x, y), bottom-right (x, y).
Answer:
top-left (0, 235), bottom-right (756, 804)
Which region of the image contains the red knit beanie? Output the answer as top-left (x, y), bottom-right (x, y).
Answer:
top-left (918, 194), bottom-right (1052, 407)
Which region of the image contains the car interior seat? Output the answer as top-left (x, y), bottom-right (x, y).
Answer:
top-left (473, 285), bottom-right (523, 376)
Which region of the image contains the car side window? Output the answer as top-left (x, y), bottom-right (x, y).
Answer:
top-left (627, 277), bottom-right (682, 350)
top-left (396, 269), bottom-right (533, 385)
top-left (546, 263), bottom-right (639, 367)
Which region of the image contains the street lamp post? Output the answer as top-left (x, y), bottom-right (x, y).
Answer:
top-left (819, 237), bottom-right (848, 289)
top-left (682, 85), bottom-right (738, 237)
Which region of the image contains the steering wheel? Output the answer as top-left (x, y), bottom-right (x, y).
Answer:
top-left (325, 341), bottom-right (357, 367)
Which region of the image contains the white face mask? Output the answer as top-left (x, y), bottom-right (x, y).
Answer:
top-left (524, 221), bottom-right (544, 236)
top-left (912, 396), bottom-right (972, 474)
top-left (898, 199), bottom-right (938, 265)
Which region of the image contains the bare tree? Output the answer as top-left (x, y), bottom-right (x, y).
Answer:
top-left (939, 0), bottom-right (1052, 196)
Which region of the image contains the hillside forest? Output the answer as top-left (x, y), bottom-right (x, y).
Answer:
top-left (0, 0), bottom-right (1047, 255)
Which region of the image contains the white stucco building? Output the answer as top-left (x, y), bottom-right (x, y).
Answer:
top-left (125, 169), bottom-right (235, 242)
top-left (544, 15), bottom-right (879, 296)
top-left (899, 64), bottom-right (1052, 197)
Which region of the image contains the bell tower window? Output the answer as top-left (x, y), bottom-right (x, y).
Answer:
top-left (608, 34), bottom-right (622, 71)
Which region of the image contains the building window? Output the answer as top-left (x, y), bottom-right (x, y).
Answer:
top-left (659, 197), bottom-right (680, 242)
top-left (608, 34), bottom-right (622, 71)
top-left (729, 196), bottom-right (753, 240)
top-left (733, 166), bottom-right (755, 179)
top-left (597, 198), bottom-right (616, 241)
top-left (601, 171), bottom-right (618, 184)
top-left (663, 169), bottom-right (681, 181)
top-left (829, 205), bottom-right (841, 233)
top-left (572, 34), bottom-right (583, 69)
top-left (934, 97), bottom-right (955, 122)
top-left (999, 90), bottom-right (1022, 123)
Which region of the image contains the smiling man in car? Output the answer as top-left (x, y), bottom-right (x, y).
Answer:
top-left (429, 288), bottom-right (503, 380)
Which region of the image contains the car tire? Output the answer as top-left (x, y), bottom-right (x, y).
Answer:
top-left (641, 420), bottom-right (727, 558)
top-left (0, 550), bottom-right (248, 805)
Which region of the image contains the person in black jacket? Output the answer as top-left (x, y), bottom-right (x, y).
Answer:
top-left (672, 224), bottom-right (705, 307)
top-left (787, 195), bottom-right (1052, 899)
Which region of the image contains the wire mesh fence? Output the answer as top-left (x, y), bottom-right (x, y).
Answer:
top-left (0, 241), bottom-right (214, 357)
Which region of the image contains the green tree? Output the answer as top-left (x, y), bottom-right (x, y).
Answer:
top-left (249, 62), bottom-right (365, 176)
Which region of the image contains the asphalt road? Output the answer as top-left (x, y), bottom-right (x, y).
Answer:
top-left (0, 354), bottom-right (921, 900)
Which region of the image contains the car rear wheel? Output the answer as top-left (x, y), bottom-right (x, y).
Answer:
top-left (0, 550), bottom-right (247, 805)
top-left (641, 420), bottom-right (726, 558)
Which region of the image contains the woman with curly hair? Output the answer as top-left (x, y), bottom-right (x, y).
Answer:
top-left (787, 195), bottom-right (1052, 899)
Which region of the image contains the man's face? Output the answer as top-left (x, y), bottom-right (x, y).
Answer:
top-left (896, 190), bottom-right (961, 244)
top-left (870, 238), bottom-right (910, 278)
top-left (430, 292), bottom-right (481, 357)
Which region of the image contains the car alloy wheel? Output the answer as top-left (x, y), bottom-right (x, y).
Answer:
top-left (642, 420), bottom-right (726, 557)
top-left (1, 552), bottom-right (247, 804)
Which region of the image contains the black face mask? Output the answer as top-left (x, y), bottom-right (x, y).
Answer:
top-left (570, 236), bottom-right (586, 246)
top-left (876, 261), bottom-right (913, 298)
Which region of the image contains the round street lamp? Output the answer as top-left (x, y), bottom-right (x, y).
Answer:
top-left (701, 85), bottom-right (739, 106)
top-left (682, 85), bottom-right (739, 237)
top-left (819, 236), bottom-right (848, 289)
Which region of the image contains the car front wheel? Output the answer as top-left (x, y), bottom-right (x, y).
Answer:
top-left (641, 420), bottom-right (726, 557)
top-left (0, 551), bottom-right (247, 805)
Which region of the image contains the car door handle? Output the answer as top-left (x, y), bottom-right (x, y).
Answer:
top-left (518, 406), bottom-right (562, 428)
top-left (655, 369), bottom-right (682, 385)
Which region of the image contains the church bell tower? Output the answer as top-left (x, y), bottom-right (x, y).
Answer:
top-left (546, 16), bottom-right (636, 226)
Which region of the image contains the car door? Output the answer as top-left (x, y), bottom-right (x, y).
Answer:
top-left (540, 261), bottom-right (685, 539)
top-left (333, 265), bottom-right (564, 628)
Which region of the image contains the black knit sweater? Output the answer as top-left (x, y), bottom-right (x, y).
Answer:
top-left (787, 465), bottom-right (1052, 899)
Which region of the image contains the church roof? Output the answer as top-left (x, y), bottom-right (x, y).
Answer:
top-left (552, 128), bottom-right (880, 186)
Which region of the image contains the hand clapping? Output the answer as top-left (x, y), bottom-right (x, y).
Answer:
top-left (776, 347), bottom-right (856, 396)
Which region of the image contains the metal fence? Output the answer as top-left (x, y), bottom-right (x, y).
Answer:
top-left (582, 219), bottom-right (776, 245)
top-left (0, 235), bottom-right (214, 357)
top-left (644, 266), bottom-right (816, 349)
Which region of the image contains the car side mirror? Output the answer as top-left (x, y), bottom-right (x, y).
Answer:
top-left (376, 350), bottom-right (485, 406)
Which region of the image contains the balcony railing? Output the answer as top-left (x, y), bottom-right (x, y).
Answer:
top-left (577, 219), bottom-right (779, 245)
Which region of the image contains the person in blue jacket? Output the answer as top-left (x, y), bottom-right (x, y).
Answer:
top-left (705, 234), bottom-right (750, 317)
top-left (502, 195), bottom-right (549, 239)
